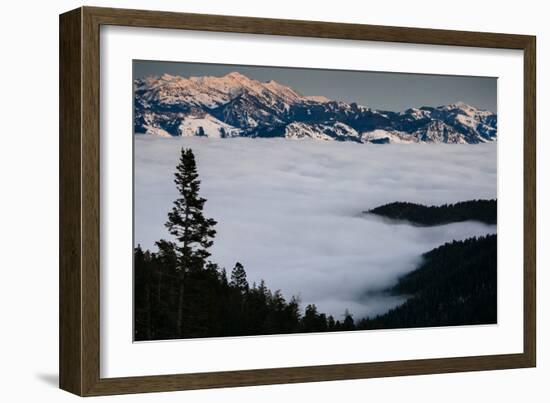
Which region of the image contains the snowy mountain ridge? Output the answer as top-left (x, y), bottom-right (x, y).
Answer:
top-left (134, 72), bottom-right (497, 144)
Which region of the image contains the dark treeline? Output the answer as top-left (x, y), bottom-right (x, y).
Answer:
top-left (135, 147), bottom-right (497, 341)
top-left (135, 248), bottom-right (355, 340)
top-left (367, 199), bottom-right (497, 226)
top-left (357, 234), bottom-right (497, 330)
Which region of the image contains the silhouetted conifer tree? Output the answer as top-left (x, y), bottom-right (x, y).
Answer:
top-left (230, 262), bottom-right (249, 293)
top-left (165, 148), bottom-right (217, 336)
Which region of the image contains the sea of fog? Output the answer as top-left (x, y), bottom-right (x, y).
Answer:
top-left (134, 137), bottom-right (497, 320)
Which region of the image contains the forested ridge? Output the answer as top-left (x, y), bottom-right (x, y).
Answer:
top-left (356, 234), bottom-right (497, 330)
top-left (134, 147), bottom-right (497, 341)
top-left (367, 199), bottom-right (497, 226)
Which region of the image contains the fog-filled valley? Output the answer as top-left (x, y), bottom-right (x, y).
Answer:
top-left (134, 137), bottom-right (497, 320)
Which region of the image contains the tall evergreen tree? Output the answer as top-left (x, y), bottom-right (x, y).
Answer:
top-left (327, 315), bottom-right (336, 330)
top-left (230, 262), bottom-right (249, 293)
top-left (165, 148), bottom-right (217, 336)
top-left (342, 309), bottom-right (355, 330)
top-left (302, 304), bottom-right (320, 332)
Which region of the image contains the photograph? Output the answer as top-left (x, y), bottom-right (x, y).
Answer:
top-left (132, 60), bottom-right (498, 342)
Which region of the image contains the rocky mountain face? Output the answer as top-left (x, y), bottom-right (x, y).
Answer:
top-left (134, 71), bottom-right (497, 144)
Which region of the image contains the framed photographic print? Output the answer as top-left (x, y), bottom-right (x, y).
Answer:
top-left (59, 6), bottom-right (536, 396)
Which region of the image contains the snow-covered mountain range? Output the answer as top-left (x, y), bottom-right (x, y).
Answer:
top-left (134, 71), bottom-right (497, 144)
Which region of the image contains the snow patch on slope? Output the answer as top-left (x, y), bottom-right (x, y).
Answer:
top-left (362, 129), bottom-right (417, 144)
top-left (285, 121), bottom-right (359, 141)
top-left (178, 115), bottom-right (240, 138)
top-left (143, 125), bottom-right (172, 137)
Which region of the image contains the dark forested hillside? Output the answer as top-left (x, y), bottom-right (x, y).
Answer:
top-left (367, 199), bottom-right (497, 226)
top-left (134, 248), bottom-right (356, 340)
top-left (357, 234), bottom-right (497, 330)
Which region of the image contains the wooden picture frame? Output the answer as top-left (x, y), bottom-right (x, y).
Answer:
top-left (59, 6), bottom-right (536, 396)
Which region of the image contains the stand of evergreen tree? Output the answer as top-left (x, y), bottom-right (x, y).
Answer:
top-left (367, 199), bottom-right (497, 226)
top-left (356, 234), bottom-right (497, 330)
top-left (134, 249), bottom-right (357, 340)
top-left (134, 147), bottom-right (497, 341)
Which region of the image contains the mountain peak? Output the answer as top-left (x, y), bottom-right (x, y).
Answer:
top-left (441, 102), bottom-right (494, 118)
top-left (159, 73), bottom-right (178, 81)
top-left (225, 71), bottom-right (249, 81)
top-left (444, 101), bottom-right (477, 112)
top-left (450, 101), bottom-right (469, 107)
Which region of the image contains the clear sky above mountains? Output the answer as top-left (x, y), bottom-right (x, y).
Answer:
top-left (134, 60), bottom-right (497, 113)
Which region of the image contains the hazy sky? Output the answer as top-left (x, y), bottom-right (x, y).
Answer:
top-left (134, 60), bottom-right (497, 113)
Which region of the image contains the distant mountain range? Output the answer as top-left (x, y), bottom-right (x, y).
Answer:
top-left (134, 71), bottom-right (497, 144)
